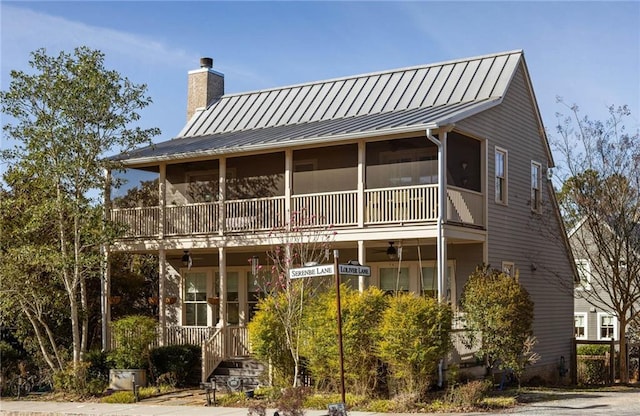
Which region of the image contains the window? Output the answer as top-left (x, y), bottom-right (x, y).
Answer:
top-left (379, 267), bottom-right (410, 295)
top-left (216, 271), bottom-right (240, 325)
top-left (184, 271), bottom-right (208, 326)
top-left (531, 161), bottom-right (542, 212)
top-left (576, 259), bottom-right (591, 290)
top-left (598, 313), bottom-right (616, 340)
top-left (574, 313), bottom-right (587, 339)
top-left (421, 263), bottom-right (454, 300)
top-left (502, 261), bottom-right (515, 277)
top-left (495, 148), bottom-right (508, 204)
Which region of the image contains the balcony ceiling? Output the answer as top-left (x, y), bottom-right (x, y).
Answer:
top-left (116, 50), bottom-right (525, 165)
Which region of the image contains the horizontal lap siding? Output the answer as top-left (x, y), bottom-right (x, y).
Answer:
top-left (456, 65), bottom-right (575, 369)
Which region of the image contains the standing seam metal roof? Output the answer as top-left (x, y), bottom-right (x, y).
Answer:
top-left (179, 50), bottom-right (522, 138)
top-left (117, 50), bottom-right (524, 164)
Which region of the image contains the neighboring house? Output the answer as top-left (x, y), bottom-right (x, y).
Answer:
top-left (571, 219), bottom-right (638, 342)
top-left (107, 50), bottom-right (575, 383)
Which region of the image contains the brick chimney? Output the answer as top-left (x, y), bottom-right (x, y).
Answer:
top-left (186, 57), bottom-right (224, 122)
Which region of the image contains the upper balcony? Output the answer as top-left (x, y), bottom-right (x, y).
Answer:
top-left (109, 134), bottom-right (484, 239)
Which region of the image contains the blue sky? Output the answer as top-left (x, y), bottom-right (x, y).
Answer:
top-left (1, 1), bottom-right (639, 159)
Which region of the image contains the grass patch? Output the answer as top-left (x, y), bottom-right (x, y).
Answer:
top-left (101, 385), bottom-right (176, 404)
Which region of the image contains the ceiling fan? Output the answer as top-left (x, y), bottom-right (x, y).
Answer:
top-left (371, 241), bottom-right (402, 260)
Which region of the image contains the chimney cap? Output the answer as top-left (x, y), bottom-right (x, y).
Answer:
top-left (200, 57), bottom-right (213, 69)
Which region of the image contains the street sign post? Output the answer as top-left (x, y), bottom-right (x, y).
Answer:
top-left (287, 258), bottom-right (370, 408)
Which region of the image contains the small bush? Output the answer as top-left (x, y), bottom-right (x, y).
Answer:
top-left (84, 349), bottom-right (110, 383)
top-left (109, 315), bottom-right (157, 369)
top-left (276, 386), bottom-right (311, 416)
top-left (577, 344), bottom-right (610, 355)
top-left (149, 344), bottom-right (201, 387)
top-left (100, 385), bottom-right (172, 403)
top-left (364, 399), bottom-right (394, 412)
top-left (102, 390), bottom-right (136, 403)
top-left (444, 379), bottom-right (492, 410)
top-left (53, 361), bottom-right (106, 396)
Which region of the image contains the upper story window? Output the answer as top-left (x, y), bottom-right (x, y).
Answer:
top-left (576, 259), bottom-right (592, 290)
top-left (597, 312), bottom-right (617, 340)
top-left (495, 148), bottom-right (508, 204)
top-left (574, 313), bottom-right (587, 339)
top-left (531, 161), bottom-right (542, 213)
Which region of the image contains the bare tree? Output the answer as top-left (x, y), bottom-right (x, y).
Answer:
top-left (251, 209), bottom-right (335, 387)
top-left (553, 99), bottom-right (640, 382)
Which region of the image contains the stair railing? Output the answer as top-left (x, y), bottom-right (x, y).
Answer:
top-left (201, 327), bottom-right (224, 383)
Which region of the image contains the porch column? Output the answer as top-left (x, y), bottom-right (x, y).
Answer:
top-left (159, 164), bottom-right (166, 238)
top-left (218, 247), bottom-right (227, 331)
top-left (438, 131), bottom-right (448, 303)
top-left (101, 168), bottom-right (111, 351)
top-left (357, 141), bottom-right (365, 228)
top-left (358, 240), bottom-right (366, 292)
top-left (158, 246), bottom-right (167, 346)
top-left (219, 157), bottom-right (226, 236)
top-left (285, 149), bottom-right (292, 227)
top-left (101, 244), bottom-right (111, 351)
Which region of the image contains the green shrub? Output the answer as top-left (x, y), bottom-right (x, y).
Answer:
top-left (84, 349), bottom-right (110, 383)
top-left (364, 399), bottom-right (394, 412)
top-left (377, 293), bottom-right (452, 398)
top-left (248, 295), bottom-right (296, 387)
top-left (460, 266), bottom-right (536, 384)
top-left (149, 344), bottom-right (201, 387)
top-left (102, 390), bottom-right (136, 403)
top-left (577, 344), bottom-right (610, 355)
top-left (53, 361), bottom-right (105, 396)
top-left (577, 344), bottom-right (611, 385)
top-left (109, 315), bottom-right (157, 369)
top-left (301, 286), bottom-right (388, 396)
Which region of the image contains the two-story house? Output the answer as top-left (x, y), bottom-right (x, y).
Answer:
top-left (106, 50), bottom-right (575, 383)
top-left (571, 218), bottom-right (640, 343)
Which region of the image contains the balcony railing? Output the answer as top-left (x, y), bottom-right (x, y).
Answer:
top-left (292, 190), bottom-right (358, 227)
top-left (365, 185), bottom-right (438, 224)
top-left (110, 184), bottom-right (484, 238)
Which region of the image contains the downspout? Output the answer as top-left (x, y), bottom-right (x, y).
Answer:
top-left (426, 129), bottom-right (446, 303)
top-left (427, 129), bottom-right (445, 389)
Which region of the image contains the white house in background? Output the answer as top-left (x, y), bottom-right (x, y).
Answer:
top-left (106, 50), bottom-right (576, 383)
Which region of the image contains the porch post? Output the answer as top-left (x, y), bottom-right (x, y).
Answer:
top-left (219, 157), bottom-right (226, 236)
top-left (357, 141), bottom-right (365, 228)
top-left (439, 131), bottom-right (448, 302)
top-left (101, 168), bottom-right (111, 351)
top-left (158, 164), bottom-right (167, 346)
top-left (158, 246), bottom-right (166, 346)
top-left (101, 244), bottom-right (111, 351)
top-left (218, 247), bottom-right (227, 348)
top-left (285, 149), bottom-right (292, 225)
top-left (358, 240), bottom-right (366, 292)
top-left (159, 163), bottom-right (166, 238)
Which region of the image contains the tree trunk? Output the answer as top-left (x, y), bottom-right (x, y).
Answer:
top-left (619, 316), bottom-right (629, 383)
